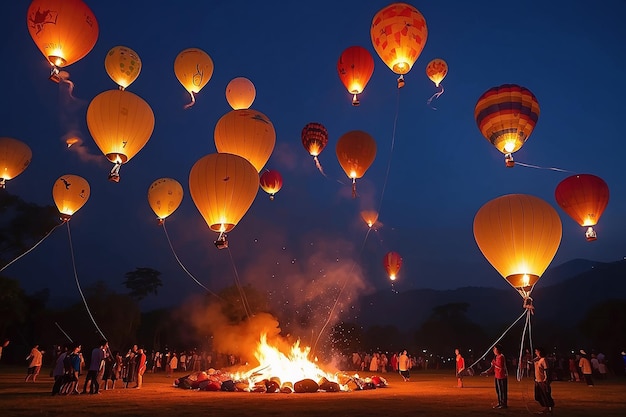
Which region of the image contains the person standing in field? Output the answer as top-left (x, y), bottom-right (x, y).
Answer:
top-left (578, 350), bottom-right (594, 386)
top-left (455, 348), bottom-right (466, 388)
top-left (398, 350), bottom-right (410, 382)
top-left (481, 344), bottom-right (508, 409)
top-left (533, 347), bottom-right (555, 414)
top-left (25, 344), bottom-right (44, 382)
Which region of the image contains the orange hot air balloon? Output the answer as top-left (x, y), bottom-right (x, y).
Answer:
top-left (383, 251), bottom-right (402, 281)
top-left (555, 174), bottom-right (609, 241)
top-left (302, 122), bottom-right (329, 157)
top-left (475, 84), bottom-right (540, 167)
top-left (371, 2), bottom-right (428, 87)
top-left (27, 0), bottom-right (99, 82)
top-left (473, 194), bottom-right (562, 297)
top-left (0, 137), bottom-right (32, 189)
top-left (226, 77), bottom-right (256, 110)
top-left (105, 46), bottom-right (142, 90)
top-left (189, 153), bottom-right (259, 247)
top-left (174, 48), bottom-right (214, 108)
top-left (425, 58), bottom-right (448, 87)
top-left (52, 174), bottom-right (90, 221)
top-left (214, 109), bottom-right (276, 173)
top-left (86, 89), bottom-right (155, 182)
top-left (337, 46), bottom-right (375, 106)
top-left (259, 169), bottom-right (283, 200)
top-left (336, 130), bottom-right (377, 198)
top-left (360, 210), bottom-right (379, 228)
top-left (148, 178), bottom-right (184, 225)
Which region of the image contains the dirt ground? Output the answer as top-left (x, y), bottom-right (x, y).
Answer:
top-left (1, 366), bottom-right (625, 417)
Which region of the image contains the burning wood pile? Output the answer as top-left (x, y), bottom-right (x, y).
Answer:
top-left (173, 333), bottom-right (388, 393)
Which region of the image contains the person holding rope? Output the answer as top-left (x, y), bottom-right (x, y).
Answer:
top-left (481, 344), bottom-right (508, 409)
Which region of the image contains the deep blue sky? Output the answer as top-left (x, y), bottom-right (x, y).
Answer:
top-left (1, 1), bottom-right (625, 311)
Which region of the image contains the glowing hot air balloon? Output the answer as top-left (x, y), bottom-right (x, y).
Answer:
top-left (555, 174), bottom-right (609, 241)
top-left (52, 174), bottom-right (90, 221)
top-left (475, 84), bottom-right (540, 167)
top-left (383, 251), bottom-right (402, 281)
top-left (0, 137), bottom-right (32, 189)
top-left (259, 169), bottom-right (283, 200)
top-left (336, 130), bottom-right (377, 198)
top-left (301, 122), bottom-right (329, 174)
top-left (148, 178), bottom-right (184, 225)
top-left (214, 109), bottom-right (276, 173)
top-left (105, 46), bottom-right (142, 90)
top-left (174, 48), bottom-right (214, 108)
top-left (188, 153), bottom-right (259, 248)
top-left (360, 210), bottom-right (379, 228)
top-left (26, 0), bottom-right (99, 82)
top-left (371, 2), bottom-right (428, 87)
top-left (86, 89), bottom-right (155, 182)
top-left (337, 46), bottom-right (375, 106)
top-left (473, 194), bottom-right (561, 298)
top-left (425, 58), bottom-right (447, 108)
top-left (226, 77), bottom-right (256, 110)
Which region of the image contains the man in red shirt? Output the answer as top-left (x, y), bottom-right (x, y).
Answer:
top-left (135, 347), bottom-right (147, 389)
top-left (482, 344), bottom-right (508, 409)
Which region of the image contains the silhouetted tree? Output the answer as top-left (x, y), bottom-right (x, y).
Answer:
top-left (0, 190), bottom-right (60, 266)
top-left (123, 267), bottom-right (163, 301)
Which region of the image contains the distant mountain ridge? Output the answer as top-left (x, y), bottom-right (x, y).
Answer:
top-left (355, 259), bottom-right (626, 330)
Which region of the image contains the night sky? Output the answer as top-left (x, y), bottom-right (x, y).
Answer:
top-left (1, 0), bottom-right (625, 313)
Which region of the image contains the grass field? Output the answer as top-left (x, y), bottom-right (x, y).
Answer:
top-left (1, 366), bottom-right (624, 416)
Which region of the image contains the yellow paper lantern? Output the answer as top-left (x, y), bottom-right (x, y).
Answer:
top-left (226, 77), bottom-right (256, 110)
top-left (174, 48), bottom-right (214, 108)
top-left (148, 178), bottom-right (184, 224)
top-left (0, 137), bottom-right (32, 188)
top-left (105, 46), bottom-right (142, 90)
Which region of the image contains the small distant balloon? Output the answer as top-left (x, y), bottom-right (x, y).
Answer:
top-left (337, 46), bottom-right (374, 106)
top-left (383, 251), bottom-right (402, 281)
top-left (426, 58), bottom-right (447, 109)
top-left (174, 48), bottom-right (214, 108)
top-left (335, 130), bottom-right (377, 198)
top-left (65, 137), bottom-right (79, 148)
top-left (52, 174), bottom-right (90, 221)
top-left (360, 210), bottom-right (379, 228)
top-left (226, 77), bottom-right (256, 110)
top-left (301, 122), bottom-right (329, 174)
top-left (105, 46), bottom-right (142, 90)
top-left (259, 170), bottom-right (283, 200)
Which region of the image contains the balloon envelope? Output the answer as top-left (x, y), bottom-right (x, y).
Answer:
top-left (301, 123), bottom-right (328, 157)
top-left (360, 210), bottom-right (379, 227)
top-left (105, 46), bottom-right (142, 89)
top-left (370, 2), bottom-right (428, 75)
top-left (214, 109), bottom-right (276, 173)
top-left (259, 170), bottom-right (283, 199)
top-left (0, 137), bottom-right (32, 184)
top-left (475, 84), bottom-right (540, 155)
top-left (337, 46), bottom-right (374, 104)
top-left (188, 153), bottom-right (259, 233)
top-left (52, 174), bottom-right (90, 219)
top-left (383, 251), bottom-right (402, 280)
top-left (555, 174), bottom-right (609, 240)
top-left (148, 178), bottom-right (184, 221)
top-left (226, 77), bottom-right (256, 110)
top-left (27, 0), bottom-right (99, 68)
top-left (473, 194), bottom-right (561, 293)
top-left (426, 58), bottom-right (448, 87)
top-left (335, 130), bottom-right (377, 179)
top-left (174, 48), bottom-right (214, 94)
top-left (86, 89), bottom-right (155, 164)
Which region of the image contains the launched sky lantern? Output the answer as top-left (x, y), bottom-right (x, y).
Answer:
top-left (259, 169), bottom-right (283, 200)
top-left (105, 46), bottom-right (142, 90)
top-left (225, 77), bottom-right (256, 110)
top-left (425, 58), bottom-right (448, 108)
top-left (214, 109), bottom-right (276, 173)
top-left (26, 0), bottom-right (99, 82)
top-left (473, 194), bottom-right (562, 300)
top-left (337, 46), bottom-right (375, 106)
top-left (174, 48), bottom-right (214, 109)
top-left (86, 89), bottom-right (155, 182)
top-left (52, 174), bottom-right (90, 221)
top-left (336, 130), bottom-right (377, 198)
top-left (0, 137), bottom-right (32, 189)
top-left (370, 2), bottom-right (428, 88)
top-left (383, 251), bottom-right (402, 281)
top-left (301, 122), bottom-right (329, 174)
top-left (475, 84), bottom-right (540, 167)
top-left (360, 210), bottom-right (379, 228)
top-left (148, 178), bottom-right (184, 225)
top-left (555, 174), bottom-right (609, 241)
top-left (189, 153), bottom-right (259, 249)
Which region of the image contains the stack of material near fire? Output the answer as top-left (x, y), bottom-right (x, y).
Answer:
top-left (280, 381), bottom-right (293, 393)
top-left (318, 377), bottom-right (341, 392)
top-left (294, 379), bottom-right (319, 393)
